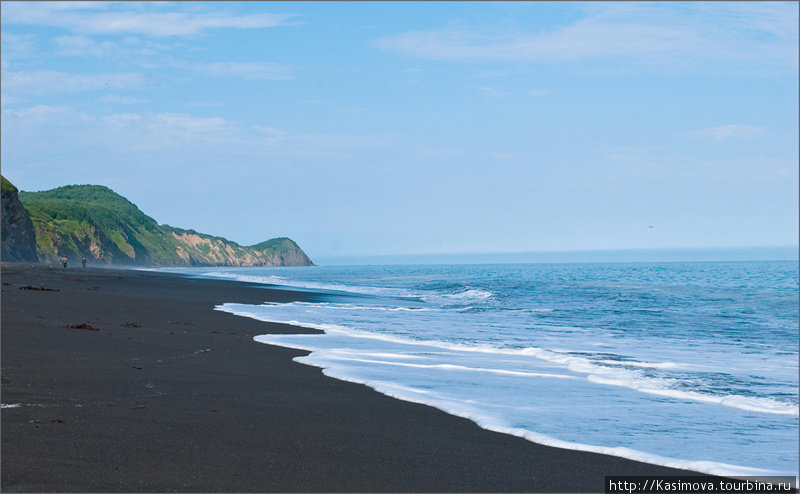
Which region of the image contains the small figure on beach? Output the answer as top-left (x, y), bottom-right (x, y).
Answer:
top-left (61, 255), bottom-right (68, 268)
top-left (82, 257), bottom-right (87, 268)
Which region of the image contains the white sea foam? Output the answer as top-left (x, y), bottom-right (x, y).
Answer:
top-left (200, 270), bottom-right (422, 299)
top-left (422, 288), bottom-right (494, 304)
top-left (595, 359), bottom-right (682, 370)
top-left (609, 384), bottom-right (800, 416)
top-left (210, 262), bottom-right (798, 477)
top-left (253, 332), bottom-right (779, 478)
top-left (316, 352), bottom-right (580, 380)
top-left (225, 301), bottom-right (799, 418)
top-left (521, 347), bottom-right (800, 417)
top-left (173, 268), bottom-right (497, 306)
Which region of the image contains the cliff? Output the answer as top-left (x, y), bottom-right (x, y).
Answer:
top-left (161, 227), bottom-right (313, 267)
top-left (3, 180), bottom-right (312, 267)
top-left (1, 177), bottom-right (39, 263)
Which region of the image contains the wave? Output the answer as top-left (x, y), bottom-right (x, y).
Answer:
top-left (519, 347), bottom-right (800, 417)
top-left (587, 374), bottom-right (800, 416)
top-left (421, 288), bottom-right (494, 305)
top-left (250, 332), bottom-right (779, 478)
top-left (286, 349), bottom-right (581, 380)
top-left (201, 271), bottom-right (415, 298)
top-left (218, 302), bottom-right (798, 418)
top-left (179, 269), bottom-right (497, 307)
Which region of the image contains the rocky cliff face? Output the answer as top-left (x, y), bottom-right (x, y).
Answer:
top-left (167, 230), bottom-right (313, 267)
top-left (1, 177), bottom-right (38, 263)
top-left (272, 244), bottom-right (314, 267)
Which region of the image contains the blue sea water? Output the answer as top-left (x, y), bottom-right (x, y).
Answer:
top-left (161, 261), bottom-right (798, 476)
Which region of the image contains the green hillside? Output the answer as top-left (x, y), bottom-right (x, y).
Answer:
top-left (16, 184), bottom-right (313, 267)
top-left (2, 175), bottom-right (17, 193)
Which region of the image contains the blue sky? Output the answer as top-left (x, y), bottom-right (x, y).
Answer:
top-left (2, 1), bottom-right (798, 263)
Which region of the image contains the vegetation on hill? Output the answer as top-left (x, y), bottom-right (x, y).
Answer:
top-left (14, 184), bottom-right (313, 267)
top-left (2, 175), bottom-right (18, 193)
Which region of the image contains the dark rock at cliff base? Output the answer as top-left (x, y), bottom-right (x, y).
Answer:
top-left (1, 176), bottom-right (39, 263)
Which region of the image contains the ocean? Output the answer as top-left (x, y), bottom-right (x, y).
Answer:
top-left (159, 261), bottom-right (798, 476)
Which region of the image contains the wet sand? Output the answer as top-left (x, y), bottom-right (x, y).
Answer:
top-left (1, 262), bottom-right (703, 492)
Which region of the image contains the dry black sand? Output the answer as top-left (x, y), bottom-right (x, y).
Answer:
top-left (1, 262), bottom-right (703, 492)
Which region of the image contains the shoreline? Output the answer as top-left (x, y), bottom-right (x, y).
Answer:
top-left (2, 262), bottom-right (705, 492)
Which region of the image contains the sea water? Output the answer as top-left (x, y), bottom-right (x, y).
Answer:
top-left (160, 261), bottom-right (798, 476)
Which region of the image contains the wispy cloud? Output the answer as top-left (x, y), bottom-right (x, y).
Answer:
top-left (375, 23), bottom-right (689, 62)
top-left (1, 70), bottom-right (147, 95)
top-left (0, 95), bottom-right (25, 108)
top-left (4, 104), bottom-right (72, 120)
top-left (54, 35), bottom-right (118, 57)
top-left (373, 3), bottom-right (798, 70)
top-left (4, 105), bottom-right (402, 158)
top-left (184, 101), bottom-right (223, 108)
top-left (97, 94), bottom-right (146, 105)
top-left (474, 86), bottom-right (507, 98)
top-left (692, 124), bottom-right (769, 142)
top-left (0, 32), bottom-right (38, 61)
top-left (1, 2), bottom-right (298, 37)
top-left (180, 62), bottom-right (294, 81)
top-left (49, 35), bottom-right (295, 80)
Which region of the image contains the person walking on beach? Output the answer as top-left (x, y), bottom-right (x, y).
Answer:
top-left (82, 257), bottom-right (87, 268)
top-left (61, 255), bottom-right (68, 268)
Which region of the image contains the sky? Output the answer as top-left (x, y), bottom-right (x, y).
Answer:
top-left (1, 1), bottom-right (798, 264)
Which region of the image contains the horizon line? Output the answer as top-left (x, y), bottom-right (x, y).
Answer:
top-left (313, 246), bottom-right (800, 266)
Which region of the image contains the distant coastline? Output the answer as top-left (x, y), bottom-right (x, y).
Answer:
top-left (1, 178), bottom-right (313, 267)
top-left (315, 246), bottom-right (800, 266)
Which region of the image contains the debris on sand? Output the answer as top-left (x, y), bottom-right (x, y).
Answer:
top-left (64, 323), bottom-right (99, 331)
top-left (19, 285), bottom-right (59, 292)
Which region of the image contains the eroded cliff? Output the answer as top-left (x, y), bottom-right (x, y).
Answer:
top-left (1, 177), bottom-right (38, 263)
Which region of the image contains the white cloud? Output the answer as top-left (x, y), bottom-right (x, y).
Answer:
top-left (372, 3), bottom-right (798, 70)
top-left (4, 104), bottom-right (66, 117)
top-left (252, 126), bottom-right (288, 145)
top-left (93, 112), bottom-right (244, 148)
top-left (1, 2), bottom-right (298, 37)
top-left (0, 32), bottom-right (38, 60)
top-left (375, 23), bottom-right (690, 62)
top-left (101, 113), bottom-right (142, 127)
top-left (184, 101), bottom-right (223, 108)
top-left (83, 111), bottom-right (248, 152)
top-left (0, 95), bottom-right (25, 108)
top-left (693, 124), bottom-right (769, 142)
top-left (1, 70), bottom-right (147, 95)
top-left (54, 35), bottom-right (117, 57)
top-left (3, 107), bottom-right (401, 158)
top-left (151, 113), bottom-right (234, 136)
top-left (182, 62), bottom-right (294, 81)
top-left (3, 104), bottom-right (75, 124)
top-left (97, 94), bottom-right (145, 105)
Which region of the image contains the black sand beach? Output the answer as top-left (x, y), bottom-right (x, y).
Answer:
top-left (1, 262), bottom-right (703, 492)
